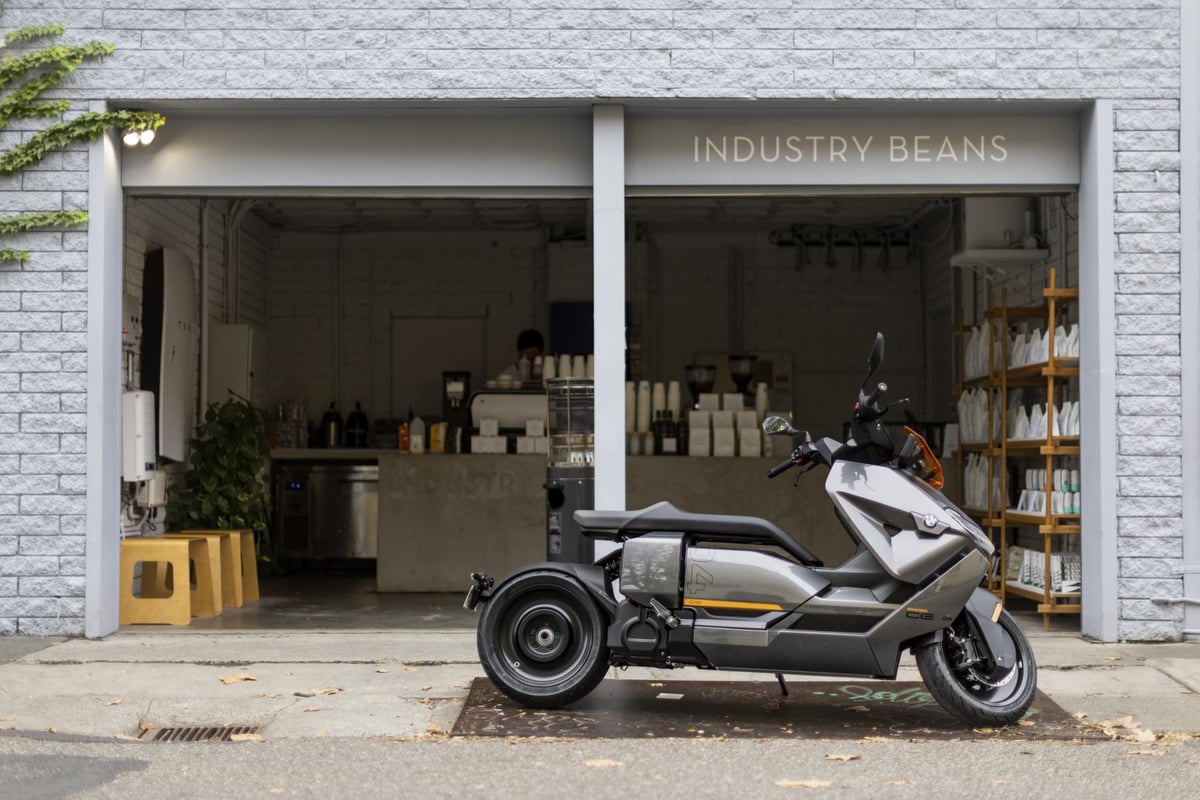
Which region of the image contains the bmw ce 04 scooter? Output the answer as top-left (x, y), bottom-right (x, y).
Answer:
top-left (465, 333), bottom-right (1037, 727)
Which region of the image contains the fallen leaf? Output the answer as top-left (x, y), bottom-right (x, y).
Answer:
top-left (376, 668), bottom-right (390, 674)
top-left (403, 666), bottom-right (421, 672)
top-left (846, 705), bottom-right (870, 713)
top-left (107, 698), bottom-right (123, 706)
top-left (218, 673), bottom-right (258, 685)
top-left (775, 779), bottom-right (832, 789)
top-left (45, 727), bottom-right (57, 734)
top-left (138, 720), bottom-right (153, 732)
top-left (583, 759), bottom-right (622, 768)
top-left (1126, 749), bottom-right (1164, 756)
top-left (974, 727), bottom-right (997, 734)
top-left (229, 733), bottom-right (264, 742)
top-left (294, 691), bottom-right (314, 698)
top-left (824, 754), bottom-right (860, 762)
top-left (421, 685), bottom-right (432, 691)
top-left (887, 779), bottom-right (913, 786)
top-left (113, 733), bottom-right (141, 741)
top-left (1072, 712), bottom-right (1089, 719)
top-left (859, 736), bottom-right (891, 744)
top-left (313, 733), bottom-right (327, 739)
top-left (1134, 729), bottom-right (1157, 744)
top-left (0, 715), bottom-right (14, 722)
top-left (304, 706), bottom-right (320, 713)
top-left (263, 692), bottom-right (279, 699)
top-left (1017, 720), bottom-right (1035, 727)
top-left (1104, 656), bottom-right (1121, 662)
top-left (269, 789), bottom-right (284, 795)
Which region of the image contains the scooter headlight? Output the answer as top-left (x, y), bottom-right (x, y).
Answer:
top-left (943, 506), bottom-right (993, 556)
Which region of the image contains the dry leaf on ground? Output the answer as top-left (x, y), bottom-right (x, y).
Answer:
top-left (403, 666), bottom-right (421, 672)
top-left (138, 720), bottom-right (153, 732)
top-left (313, 732), bottom-right (327, 739)
top-left (1016, 719), bottom-right (1035, 727)
top-left (887, 780), bottom-right (914, 786)
top-left (1104, 656), bottom-right (1121, 662)
top-left (45, 727), bottom-right (57, 733)
top-left (229, 732), bottom-right (264, 742)
top-left (846, 705), bottom-right (870, 713)
top-left (376, 668), bottom-right (390, 674)
top-left (113, 733), bottom-right (141, 741)
top-left (106, 698), bottom-right (123, 706)
top-left (583, 759), bottom-right (622, 768)
top-left (217, 673), bottom-right (258, 685)
top-left (304, 706), bottom-right (320, 713)
top-left (775, 779), bottom-right (832, 789)
top-left (0, 715), bottom-right (14, 722)
top-left (858, 736), bottom-right (891, 744)
top-left (824, 754), bottom-right (860, 762)
top-left (269, 788), bottom-right (284, 794)
top-left (263, 693), bottom-right (279, 699)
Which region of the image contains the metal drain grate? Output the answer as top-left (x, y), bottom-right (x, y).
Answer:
top-left (141, 725), bottom-right (262, 743)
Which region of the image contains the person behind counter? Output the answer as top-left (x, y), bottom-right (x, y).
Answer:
top-left (496, 328), bottom-right (544, 385)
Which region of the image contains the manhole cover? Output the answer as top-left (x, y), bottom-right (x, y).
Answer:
top-left (140, 725), bottom-right (263, 743)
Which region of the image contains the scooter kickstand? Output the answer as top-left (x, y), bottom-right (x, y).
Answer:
top-left (775, 673), bottom-right (788, 697)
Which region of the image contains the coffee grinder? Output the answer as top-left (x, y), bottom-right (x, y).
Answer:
top-left (442, 371), bottom-right (472, 453)
top-left (683, 364), bottom-right (717, 409)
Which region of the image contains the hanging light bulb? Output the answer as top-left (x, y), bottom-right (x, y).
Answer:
top-left (122, 129), bottom-right (140, 147)
top-left (139, 128), bottom-right (155, 146)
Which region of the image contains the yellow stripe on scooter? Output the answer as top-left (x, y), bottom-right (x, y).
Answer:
top-left (683, 598), bottom-right (784, 612)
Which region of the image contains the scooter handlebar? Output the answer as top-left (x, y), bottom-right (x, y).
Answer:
top-left (767, 457), bottom-right (797, 479)
top-left (865, 381), bottom-right (887, 408)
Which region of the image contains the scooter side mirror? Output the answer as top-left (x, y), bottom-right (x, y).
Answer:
top-left (762, 415), bottom-right (800, 436)
top-left (865, 332), bottom-right (885, 384)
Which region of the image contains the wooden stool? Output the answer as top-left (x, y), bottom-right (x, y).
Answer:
top-left (170, 532), bottom-right (241, 608)
top-left (120, 537), bottom-right (219, 625)
top-left (181, 528), bottom-right (259, 604)
top-left (143, 535), bottom-right (223, 615)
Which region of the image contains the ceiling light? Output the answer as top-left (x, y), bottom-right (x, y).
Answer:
top-left (122, 129), bottom-right (140, 147)
top-left (139, 128), bottom-right (155, 146)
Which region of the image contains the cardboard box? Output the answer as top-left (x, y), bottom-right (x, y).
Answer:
top-left (739, 428), bottom-right (762, 457)
top-left (722, 393), bottom-right (745, 411)
top-left (735, 410), bottom-right (758, 431)
top-left (710, 410), bottom-right (734, 430)
top-left (713, 427), bottom-right (736, 457)
top-left (479, 418), bottom-right (500, 437)
top-left (471, 435), bottom-right (506, 454)
top-left (525, 418), bottom-right (545, 438)
top-left (688, 429), bottom-right (711, 457)
top-left (698, 393), bottom-right (721, 411)
top-left (689, 410), bottom-right (711, 431)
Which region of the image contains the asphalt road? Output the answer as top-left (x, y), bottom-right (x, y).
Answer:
top-left (2, 731), bottom-right (1198, 800)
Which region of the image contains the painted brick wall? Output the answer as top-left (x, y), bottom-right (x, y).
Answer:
top-left (0, 1), bottom-right (1185, 638)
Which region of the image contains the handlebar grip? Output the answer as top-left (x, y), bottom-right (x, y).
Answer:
top-left (865, 381), bottom-right (888, 407)
top-left (767, 458), bottom-right (796, 479)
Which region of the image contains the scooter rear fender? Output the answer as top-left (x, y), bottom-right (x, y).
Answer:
top-left (467, 562), bottom-right (618, 620)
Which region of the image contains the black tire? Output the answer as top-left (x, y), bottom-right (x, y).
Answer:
top-left (916, 608), bottom-right (1037, 727)
top-left (476, 569), bottom-right (610, 709)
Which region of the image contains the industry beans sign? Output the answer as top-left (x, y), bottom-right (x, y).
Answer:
top-left (625, 113), bottom-right (1080, 187)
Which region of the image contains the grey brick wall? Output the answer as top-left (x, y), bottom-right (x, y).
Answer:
top-left (0, 1), bottom-right (1187, 638)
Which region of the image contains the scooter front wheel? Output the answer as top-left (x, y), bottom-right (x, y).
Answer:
top-left (477, 569), bottom-right (609, 709)
top-left (916, 608), bottom-right (1037, 727)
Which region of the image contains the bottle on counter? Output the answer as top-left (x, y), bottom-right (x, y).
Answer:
top-left (346, 402), bottom-right (369, 448)
top-left (661, 410), bottom-right (678, 455)
top-left (398, 421), bottom-right (410, 453)
top-left (410, 416), bottom-right (426, 454)
top-left (321, 402), bottom-right (343, 448)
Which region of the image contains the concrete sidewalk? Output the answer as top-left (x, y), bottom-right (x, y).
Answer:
top-left (0, 627), bottom-right (1197, 743)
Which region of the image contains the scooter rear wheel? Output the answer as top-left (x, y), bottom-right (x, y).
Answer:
top-left (477, 569), bottom-right (609, 709)
top-left (916, 608), bottom-right (1037, 727)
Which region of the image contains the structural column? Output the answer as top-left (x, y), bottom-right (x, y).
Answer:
top-left (85, 130), bottom-right (124, 638)
top-left (1079, 100), bottom-right (1118, 642)
top-left (592, 105), bottom-right (626, 513)
top-left (1180, 1), bottom-right (1199, 639)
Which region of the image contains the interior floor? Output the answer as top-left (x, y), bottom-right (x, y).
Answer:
top-left (172, 574), bottom-right (1071, 638)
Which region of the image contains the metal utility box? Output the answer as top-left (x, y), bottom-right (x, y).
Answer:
top-left (545, 378), bottom-right (595, 563)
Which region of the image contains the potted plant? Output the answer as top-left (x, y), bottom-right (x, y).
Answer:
top-left (166, 395), bottom-right (273, 566)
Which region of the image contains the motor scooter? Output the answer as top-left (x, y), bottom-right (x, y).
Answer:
top-left (465, 333), bottom-right (1036, 726)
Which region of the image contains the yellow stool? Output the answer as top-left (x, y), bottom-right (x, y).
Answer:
top-left (120, 537), bottom-right (219, 625)
top-left (181, 528), bottom-right (259, 604)
top-left (170, 532), bottom-right (240, 608)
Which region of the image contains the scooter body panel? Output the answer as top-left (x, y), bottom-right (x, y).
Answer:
top-left (826, 461), bottom-right (990, 584)
top-left (681, 546), bottom-right (829, 613)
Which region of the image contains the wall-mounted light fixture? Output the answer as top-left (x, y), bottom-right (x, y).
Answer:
top-left (122, 127), bottom-right (156, 147)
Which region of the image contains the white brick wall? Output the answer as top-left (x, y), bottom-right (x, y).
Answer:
top-left (0, 0), bottom-right (1186, 639)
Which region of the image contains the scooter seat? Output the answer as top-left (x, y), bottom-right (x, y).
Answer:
top-left (574, 501), bottom-right (823, 567)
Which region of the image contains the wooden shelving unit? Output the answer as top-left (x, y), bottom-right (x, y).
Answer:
top-left (955, 267), bottom-right (1081, 628)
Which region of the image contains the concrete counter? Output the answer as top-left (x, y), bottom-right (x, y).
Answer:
top-left (375, 454), bottom-right (851, 592)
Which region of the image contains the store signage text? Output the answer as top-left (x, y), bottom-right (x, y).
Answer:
top-left (692, 134), bottom-right (1009, 165)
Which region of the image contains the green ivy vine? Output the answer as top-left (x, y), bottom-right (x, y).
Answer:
top-left (0, 21), bottom-right (165, 262)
